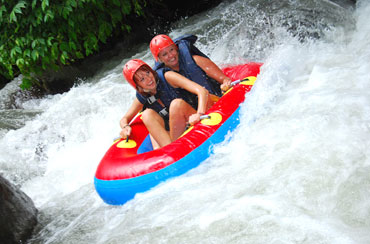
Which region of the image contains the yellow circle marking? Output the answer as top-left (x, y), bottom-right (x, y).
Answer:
top-left (222, 76), bottom-right (256, 95)
top-left (116, 139), bottom-right (137, 149)
top-left (112, 138), bottom-right (120, 145)
top-left (201, 112), bottom-right (222, 126)
top-left (240, 76), bottom-right (256, 86)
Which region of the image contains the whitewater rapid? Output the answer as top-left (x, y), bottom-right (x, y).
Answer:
top-left (1, 0), bottom-right (369, 243)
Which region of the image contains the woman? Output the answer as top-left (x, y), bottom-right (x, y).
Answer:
top-left (120, 59), bottom-right (216, 149)
top-left (150, 34), bottom-right (233, 99)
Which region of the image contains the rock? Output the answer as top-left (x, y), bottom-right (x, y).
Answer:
top-left (0, 174), bottom-right (38, 244)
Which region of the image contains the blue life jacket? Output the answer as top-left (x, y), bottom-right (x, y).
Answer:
top-left (154, 35), bottom-right (222, 109)
top-left (136, 73), bottom-right (180, 130)
top-left (153, 65), bottom-right (197, 110)
top-left (176, 35), bottom-right (222, 96)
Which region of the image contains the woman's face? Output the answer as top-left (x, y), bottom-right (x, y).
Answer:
top-left (158, 44), bottom-right (179, 69)
top-left (134, 67), bottom-right (157, 91)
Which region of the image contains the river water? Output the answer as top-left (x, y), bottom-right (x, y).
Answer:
top-left (1, 0), bottom-right (369, 243)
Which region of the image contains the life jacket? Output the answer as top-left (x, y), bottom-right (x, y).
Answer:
top-left (154, 35), bottom-right (222, 109)
top-left (136, 73), bottom-right (180, 130)
top-left (176, 35), bottom-right (222, 96)
top-left (154, 65), bottom-right (198, 110)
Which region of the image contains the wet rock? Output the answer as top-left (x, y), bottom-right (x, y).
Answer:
top-left (0, 174), bottom-right (38, 244)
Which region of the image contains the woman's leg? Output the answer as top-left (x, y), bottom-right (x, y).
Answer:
top-left (149, 134), bottom-right (161, 150)
top-left (141, 109), bottom-right (171, 148)
top-left (169, 95), bottom-right (219, 141)
top-left (169, 99), bottom-right (196, 141)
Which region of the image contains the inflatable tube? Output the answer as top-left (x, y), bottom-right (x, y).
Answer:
top-left (94, 62), bottom-right (262, 205)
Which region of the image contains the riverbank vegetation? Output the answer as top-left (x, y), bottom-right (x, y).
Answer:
top-left (1, 0), bottom-right (150, 90)
top-left (0, 0), bottom-right (222, 92)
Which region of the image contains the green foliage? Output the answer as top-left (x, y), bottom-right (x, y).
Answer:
top-left (0, 0), bottom-right (145, 89)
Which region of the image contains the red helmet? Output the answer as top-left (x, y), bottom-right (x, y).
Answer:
top-left (150, 34), bottom-right (176, 61)
top-left (122, 59), bottom-right (152, 88)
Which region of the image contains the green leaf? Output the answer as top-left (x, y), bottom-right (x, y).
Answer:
top-left (98, 22), bottom-right (112, 42)
top-left (15, 46), bottom-right (22, 54)
top-left (38, 38), bottom-right (46, 46)
top-left (60, 42), bottom-right (69, 52)
top-left (10, 47), bottom-right (22, 58)
top-left (32, 40), bottom-right (37, 49)
top-left (9, 1), bottom-right (27, 22)
top-left (9, 12), bottom-right (17, 22)
top-left (31, 50), bottom-right (39, 60)
top-left (0, 5), bottom-right (6, 19)
top-left (69, 0), bottom-right (77, 8)
top-left (47, 37), bottom-right (54, 46)
top-left (123, 24), bottom-right (131, 32)
top-left (44, 10), bottom-right (54, 22)
top-left (15, 39), bottom-right (21, 47)
top-left (42, 56), bottom-right (50, 69)
top-left (62, 51), bottom-right (69, 59)
top-left (62, 6), bottom-right (73, 19)
top-left (133, 0), bottom-right (143, 16)
top-left (60, 53), bottom-right (66, 64)
top-left (95, 1), bottom-right (104, 10)
top-left (32, 0), bottom-right (37, 9)
top-left (36, 9), bottom-right (43, 24)
top-left (111, 9), bottom-right (122, 25)
top-left (67, 29), bottom-right (77, 42)
top-left (69, 41), bottom-right (77, 50)
top-left (121, 1), bottom-right (131, 15)
top-left (13, 1), bottom-right (27, 14)
top-left (20, 77), bottom-right (33, 90)
top-left (84, 40), bottom-right (92, 56)
top-left (75, 51), bottom-right (84, 59)
top-left (42, 0), bottom-right (49, 11)
top-left (16, 58), bottom-right (25, 66)
top-left (68, 19), bottom-right (75, 28)
top-left (51, 44), bottom-right (59, 59)
top-left (24, 49), bottom-right (31, 58)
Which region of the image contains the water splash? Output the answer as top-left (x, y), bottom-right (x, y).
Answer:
top-left (1, 0), bottom-right (369, 243)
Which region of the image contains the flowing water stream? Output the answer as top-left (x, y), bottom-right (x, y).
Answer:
top-left (1, 0), bottom-right (369, 243)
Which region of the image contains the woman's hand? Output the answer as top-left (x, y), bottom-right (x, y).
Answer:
top-left (188, 113), bottom-right (202, 126)
top-left (118, 98), bottom-right (144, 140)
top-left (119, 124), bottom-right (131, 139)
top-left (220, 77), bottom-right (232, 92)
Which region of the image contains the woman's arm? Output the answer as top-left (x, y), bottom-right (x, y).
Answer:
top-left (193, 55), bottom-right (232, 91)
top-left (165, 71), bottom-right (208, 116)
top-left (119, 98), bottom-right (144, 138)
